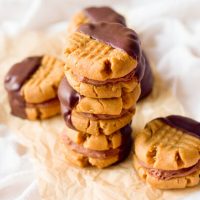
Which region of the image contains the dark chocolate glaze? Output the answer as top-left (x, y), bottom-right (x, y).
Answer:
top-left (7, 92), bottom-right (26, 118)
top-left (134, 51), bottom-right (146, 82)
top-left (4, 56), bottom-right (42, 91)
top-left (138, 52), bottom-right (153, 101)
top-left (158, 115), bottom-right (200, 139)
top-left (78, 22), bottom-right (141, 60)
top-left (120, 124), bottom-right (132, 145)
top-left (4, 56), bottom-right (42, 118)
top-left (58, 77), bottom-right (81, 129)
top-left (83, 6), bottom-right (126, 25)
top-left (116, 123), bottom-right (133, 163)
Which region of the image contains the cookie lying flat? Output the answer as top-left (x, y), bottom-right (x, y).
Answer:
top-left (58, 77), bottom-right (140, 116)
top-left (68, 6), bottom-right (126, 33)
top-left (62, 124), bottom-right (132, 168)
top-left (133, 115), bottom-right (200, 189)
top-left (65, 22), bottom-right (143, 81)
top-left (4, 56), bottom-right (64, 120)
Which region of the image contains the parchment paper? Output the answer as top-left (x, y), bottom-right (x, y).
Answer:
top-left (0, 28), bottom-right (200, 200)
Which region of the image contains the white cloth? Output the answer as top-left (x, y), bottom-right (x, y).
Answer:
top-left (0, 0), bottom-right (200, 199)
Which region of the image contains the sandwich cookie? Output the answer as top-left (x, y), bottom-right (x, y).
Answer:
top-left (67, 7), bottom-right (153, 100)
top-left (133, 115), bottom-right (200, 189)
top-left (4, 55), bottom-right (64, 120)
top-left (58, 77), bottom-right (136, 135)
top-left (62, 124), bottom-right (132, 168)
top-left (65, 22), bottom-right (143, 82)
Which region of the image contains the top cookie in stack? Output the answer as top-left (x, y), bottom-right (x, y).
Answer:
top-left (67, 6), bottom-right (153, 100)
top-left (58, 7), bottom-right (150, 168)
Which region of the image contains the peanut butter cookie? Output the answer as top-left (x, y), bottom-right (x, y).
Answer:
top-left (4, 55), bottom-right (64, 120)
top-left (133, 115), bottom-right (200, 189)
top-left (62, 124), bottom-right (132, 168)
top-left (65, 22), bottom-right (142, 81)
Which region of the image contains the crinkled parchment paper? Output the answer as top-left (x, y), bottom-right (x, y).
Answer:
top-left (0, 30), bottom-right (199, 200)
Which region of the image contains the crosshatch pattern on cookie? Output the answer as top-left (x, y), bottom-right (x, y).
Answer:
top-left (65, 32), bottom-right (137, 81)
top-left (22, 55), bottom-right (64, 103)
top-left (135, 119), bottom-right (200, 170)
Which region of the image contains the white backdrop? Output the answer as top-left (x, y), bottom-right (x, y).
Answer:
top-left (0, 0), bottom-right (200, 199)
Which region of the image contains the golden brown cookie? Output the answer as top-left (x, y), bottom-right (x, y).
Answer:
top-left (65, 69), bottom-right (140, 98)
top-left (64, 147), bottom-right (119, 168)
top-left (64, 22), bottom-right (142, 81)
top-left (58, 77), bottom-right (136, 135)
top-left (4, 55), bottom-right (64, 120)
top-left (67, 6), bottom-right (126, 33)
top-left (133, 115), bottom-right (200, 189)
top-left (58, 76), bottom-right (140, 116)
top-left (25, 98), bottom-right (60, 120)
top-left (63, 126), bottom-right (125, 151)
top-left (133, 155), bottom-right (200, 189)
top-left (62, 124), bottom-right (132, 168)
top-left (70, 108), bottom-right (135, 135)
top-left (75, 89), bottom-right (139, 115)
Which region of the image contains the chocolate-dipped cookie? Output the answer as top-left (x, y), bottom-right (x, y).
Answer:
top-left (4, 55), bottom-right (64, 120)
top-left (68, 6), bottom-right (126, 33)
top-left (58, 77), bottom-right (140, 116)
top-left (58, 77), bottom-right (135, 135)
top-left (65, 22), bottom-right (143, 82)
top-left (67, 7), bottom-right (153, 100)
top-left (133, 115), bottom-right (200, 189)
top-left (62, 124), bottom-right (132, 168)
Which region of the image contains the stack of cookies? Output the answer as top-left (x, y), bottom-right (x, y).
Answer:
top-left (58, 7), bottom-right (146, 168)
top-left (67, 6), bottom-right (153, 101)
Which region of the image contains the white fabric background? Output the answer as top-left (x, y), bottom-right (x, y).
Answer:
top-left (0, 0), bottom-right (200, 199)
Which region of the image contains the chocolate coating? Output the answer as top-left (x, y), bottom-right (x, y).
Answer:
top-left (78, 22), bottom-right (141, 60)
top-left (4, 56), bottom-right (42, 118)
top-left (159, 115), bottom-right (200, 139)
top-left (7, 92), bottom-right (26, 118)
top-left (138, 52), bottom-right (153, 101)
top-left (83, 6), bottom-right (126, 25)
top-left (4, 56), bottom-right (42, 91)
top-left (58, 77), bottom-right (81, 129)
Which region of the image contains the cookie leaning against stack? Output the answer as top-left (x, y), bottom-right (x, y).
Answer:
top-left (4, 55), bottom-right (64, 120)
top-left (133, 115), bottom-right (200, 189)
top-left (67, 6), bottom-right (153, 101)
top-left (58, 18), bottom-right (145, 168)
